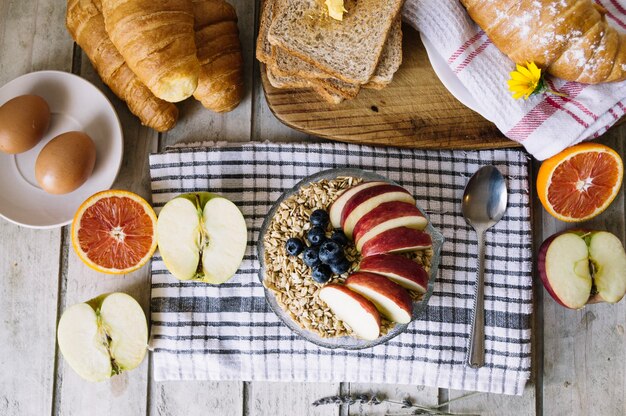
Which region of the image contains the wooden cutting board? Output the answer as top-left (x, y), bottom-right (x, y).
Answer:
top-left (261, 24), bottom-right (519, 149)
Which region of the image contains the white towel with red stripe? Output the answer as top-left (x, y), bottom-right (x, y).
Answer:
top-left (402, 0), bottom-right (626, 160)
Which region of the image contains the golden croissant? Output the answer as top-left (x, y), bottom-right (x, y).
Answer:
top-left (460, 0), bottom-right (626, 84)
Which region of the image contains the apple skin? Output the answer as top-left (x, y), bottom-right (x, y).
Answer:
top-left (353, 201), bottom-right (427, 252)
top-left (537, 231), bottom-right (582, 309)
top-left (329, 181), bottom-right (387, 228)
top-left (340, 184), bottom-right (416, 238)
top-left (360, 227), bottom-right (432, 257)
top-left (345, 272), bottom-right (413, 323)
top-left (319, 284), bottom-right (381, 340)
top-left (359, 253), bottom-right (429, 293)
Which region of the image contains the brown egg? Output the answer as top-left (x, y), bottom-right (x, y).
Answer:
top-left (0, 95), bottom-right (51, 154)
top-left (35, 131), bottom-right (97, 195)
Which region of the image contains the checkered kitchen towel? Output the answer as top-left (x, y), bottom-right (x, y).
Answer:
top-left (403, 0), bottom-right (626, 160)
top-left (149, 143), bottom-right (533, 395)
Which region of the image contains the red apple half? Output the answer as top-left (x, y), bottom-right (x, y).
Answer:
top-left (361, 227), bottom-right (432, 257)
top-left (345, 272), bottom-right (413, 324)
top-left (353, 201), bottom-right (428, 252)
top-left (341, 184), bottom-right (416, 238)
top-left (318, 284), bottom-right (381, 340)
top-left (329, 181), bottom-right (387, 228)
top-left (538, 231), bottom-right (592, 309)
top-left (359, 254), bottom-right (429, 293)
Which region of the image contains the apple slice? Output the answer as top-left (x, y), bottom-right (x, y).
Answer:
top-left (341, 184), bottom-right (416, 238)
top-left (57, 293), bottom-right (148, 382)
top-left (359, 253), bottom-right (429, 293)
top-left (319, 284), bottom-right (381, 340)
top-left (157, 192), bottom-right (248, 284)
top-left (360, 227), bottom-right (432, 257)
top-left (329, 181), bottom-right (387, 228)
top-left (345, 272), bottom-right (413, 324)
top-left (353, 201), bottom-right (428, 252)
top-left (538, 232), bottom-right (592, 309)
top-left (588, 231), bottom-right (626, 304)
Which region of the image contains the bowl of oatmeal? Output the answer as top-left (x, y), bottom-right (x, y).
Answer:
top-left (257, 168), bottom-right (443, 349)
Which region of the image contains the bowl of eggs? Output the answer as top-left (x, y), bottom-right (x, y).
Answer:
top-left (0, 71), bottom-right (123, 228)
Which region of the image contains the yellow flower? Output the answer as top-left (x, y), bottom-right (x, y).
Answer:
top-left (507, 62), bottom-right (543, 100)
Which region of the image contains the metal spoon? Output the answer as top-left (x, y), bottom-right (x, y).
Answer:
top-left (461, 165), bottom-right (508, 368)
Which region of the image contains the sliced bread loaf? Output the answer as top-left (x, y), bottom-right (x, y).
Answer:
top-left (267, 0), bottom-right (404, 84)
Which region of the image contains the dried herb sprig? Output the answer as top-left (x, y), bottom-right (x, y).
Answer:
top-left (312, 392), bottom-right (481, 415)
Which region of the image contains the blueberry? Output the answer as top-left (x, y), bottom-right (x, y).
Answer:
top-left (330, 257), bottom-right (352, 275)
top-left (302, 246), bottom-right (321, 268)
top-left (307, 226), bottom-right (326, 246)
top-left (318, 240), bottom-right (342, 265)
top-left (311, 264), bottom-right (332, 284)
top-left (331, 230), bottom-right (349, 246)
top-left (285, 237), bottom-right (305, 256)
top-left (310, 209), bottom-right (329, 227)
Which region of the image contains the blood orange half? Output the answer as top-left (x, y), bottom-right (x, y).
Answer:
top-left (71, 190), bottom-right (158, 274)
top-left (537, 143), bottom-right (623, 222)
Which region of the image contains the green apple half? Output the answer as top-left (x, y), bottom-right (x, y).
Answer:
top-left (156, 192), bottom-right (248, 283)
top-left (57, 293), bottom-right (148, 382)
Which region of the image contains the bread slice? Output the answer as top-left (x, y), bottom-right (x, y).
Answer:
top-left (271, 48), bottom-right (360, 99)
top-left (268, 0), bottom-right (404, 84)
top-left (271, 18), bottom-right (402, 86)
top-left (265, 65), bottom-right (309, 89)
top-left (265, 65), bottom-right (343, 104)
top-left (256, 0), bottom-right (273, 63)
top-left (367, 18), bottom-right (402, 86)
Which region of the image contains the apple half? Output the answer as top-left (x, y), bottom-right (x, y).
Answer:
top-left (359, 253), bottom-right (429, 293)
top-left (340, 184), bottom-right (416, 238)
top-left (345, 272), bottom-right (413, 324)
top-left (156, 192), bottom-right (248, 284)
top-left (360, 227), bottom-right (432, 257)
top-left (319, 284), bottom-right (381, 340)
top-left (329, 181), bottom-right (387, 228)
top-left (538, 230), bottom-right (626, 309)
top-left (57, 293), bottom-right (148, 382)
top-left (353, 201), bottom-right (428, 252)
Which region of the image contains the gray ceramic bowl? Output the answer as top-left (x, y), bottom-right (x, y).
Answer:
top-left (257, 168), bottom-right (444, 349)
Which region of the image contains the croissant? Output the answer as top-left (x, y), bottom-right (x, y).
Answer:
top-left (101, 0), bottom-right (201, 102)
top-left (192, 0), bottom-right (244, 112)
top-left (66, 0), bottom-right (178, 132)
top-left (460, 0), bottom-right (626, 84)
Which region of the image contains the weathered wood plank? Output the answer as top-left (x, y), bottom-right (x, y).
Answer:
top-left (149, 380), bottom-right (243, 416)
top-left (347, 384), bottom-right (439, 416)
top-left (540, 130), bottom-right (626, 416)
top-left (54, 54), bottom-right (156, 416)
top-left (247, 382), bottom-right (340, 416)
top-left (0, 1), bottom-right (72, 415)
top-left (0, 224), bottom-right (61, 416)
top-left (448, 386), bottom-right (535, 416)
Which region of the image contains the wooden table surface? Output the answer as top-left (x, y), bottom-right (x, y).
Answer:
top-left (0, 2), bottom-right (624, 415)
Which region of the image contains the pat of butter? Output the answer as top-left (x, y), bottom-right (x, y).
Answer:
top-left (325, 0), bottom-right (346, 21)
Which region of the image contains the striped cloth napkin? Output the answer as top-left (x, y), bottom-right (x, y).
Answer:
top-left (148, 143), bottom-right (533, 395)
top-left (403, 0), bottom-right (626, 160)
